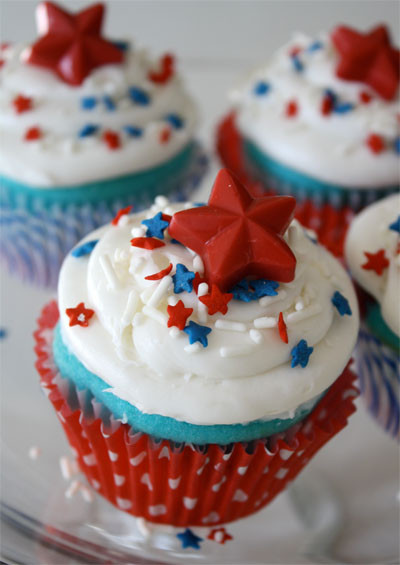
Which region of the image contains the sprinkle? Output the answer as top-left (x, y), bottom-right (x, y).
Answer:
top-left (71, 239), bottom-right (98, 257)
top-left (287, 303), bottom-right (322, 324)
top-left (59, 456), bottom-right (79, 480)
top-left (0, 328), bottom-right (8, 340)
top-left (193, 255), bottom-right (204, 274)
top-left (307, 40), bottom-right (323, 52)
top-left (362, 249), bottom-right (389, 275)
top-left (220, 344), bottom-right (255, 357)
top-left (80, 485), bottom-right (94, 503)
top-left (366, 133), bottom-right (385, 154)
top-left (148, 53), bottom-right (175, 84)
top-left (141, 212), bottom-right (170, 239)
top-left (331, 291), bottom-right (352, 316)
top-left (215, 319), bottom-right (246, 332)
top-left (24, 126), bottom-right (42, 141)
top-left (112, 206), bottom-right (132, 226)
top-left (121, 290), bottom-right (139, 325)
top-left (230, 280), bottom-right (256, 302)
top-left (112, 39), bottom-right (130, 52)
top-left (165, 113), bottom-right (184, 129)
top-left (193, 272), bottom-right (207, 293)
top-left (184, 343), bottom-right (201, 354)
top-left (146, 275), bottom-right (172, 308)
top-left (167, 300), bottom-right (193, 330)
top-left (259, 290), bottom-right (287, 306)
top-left (65, 480), bottom-right (81, 499)
top-left (131, 237), bottom-right (165, 250)
top-left (197, 282), bottom-right (209, 297)
top-left (128, 86), bottom-right (150, 105)
top-left (124, 125), bottom-right (143, 137)
top-left (65, 303), bottom-right (94, 327)
top-left (78, 123), bottom-right (98, 137)
top-left (28, 446), bottom-right (41, 460)
top-left (289, 45), bottom-right (302, 57)
top-left (103, 95), bottom-right (116, 111)
top-left (173, 264), bottom-right (195, 293)
top-left (389, 216), bottom-right (400, 233)
top-left (99, 255), bottom-right (120, 290)
top-left (285, 99), bottom-right (298, 117)
top-left (176, 528), bottom-right (203, 550)
top-left (13, 94), bottom-right (32, 113)
top-left (155, 195), bottom-right (169, 207)
top-left (102, 129), bottom-right (121, 150)
top-left (250, 279), bottom-right (279, 298)
top-left (81, 96), bottom-right (97, 110)
top-left (394, 137), bottom-right (400, 154)
top-left (291, 339), bottom-right (313, 368)
top-left (145, 263), bottom-right (173, 280)
top-left (278, 312), bottom-right (288, 343)
top-left (169, 327), bottom-right (180, 338)
top-left (199, 284), bottom-right (233, 315)
top-left (333, 102), bottom-right (354, 114)
top-left (208, 528), bottom-right (233, 544)
top-left (159, 127), bottom-right (171, 144)
top-left (142, 305), bottom-right (168, 324)
top-left (249, 329), bottom-right (263, 343)
top-left (136, 518), bottom-right (151, 538)
top-left (254, 316), bottom-right (276, 329)
top-left (183, 321), bottom-right (212, 347)
top-left (290, 54), bottom-right (304, 72)
top-left (253, 81), bottom-right (271, 96)
top-left (359, 91), bottom-right (372, 104)
top-left (321, 94), bottom-right (334, 116)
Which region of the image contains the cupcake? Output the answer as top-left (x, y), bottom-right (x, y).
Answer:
top-left (345, 194), bottom-right (399, 440)
top-left (35, 170), bottom-right (359, 528)
top-left (0, 1), bottom-right (206, 287)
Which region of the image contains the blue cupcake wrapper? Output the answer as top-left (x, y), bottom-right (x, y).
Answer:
top-left (355, 326), bottom-right (400, 440)
top-left (243, 139), bottom-right (398, 211)
top-left (0, 142), bottom-right (208, 288)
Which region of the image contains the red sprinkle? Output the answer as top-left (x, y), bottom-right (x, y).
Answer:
top-left (1, 42), bottom-right (10, 50)
top-left (130, 237), bottom-right (165, 250)
top-left (159, 127), bottom-right (171, 144)
top-left (0, 59), bottom-right (4, 68)
top-left (103, 130), bottom-right (121, 150)
top-left (359, 91), bottom-right (372, 104)
top-left (13, 94), bottom-right (32, 114)
top-left (24, 126), bottom-right (42, 141)
top-left (362, 249), bottom-right (389, 275)
top-left (65, 302), bottom-right (95, 327)
top-left (111, 206), bottom-right (132, 226)
top-left (199, 284), bottom-right (233, 315)
top-left (278, 312), bottom-right (288, 344)
top-left (366, 133), bottom-right (385, 154)
top-left (148, 53), bottom-right (175, 84)
top-left (285, 99), bottom-right (298, 118)
top-left (167, 299), bottom-right (193, 330)
top-left (289, 45), bottom-right (302, 57)
top-left (192, 272), bottom-right (207, 294)
top-left (145, 263), bottom-right (173, 280)
top-left (321, 95), bottom-right (333, 116)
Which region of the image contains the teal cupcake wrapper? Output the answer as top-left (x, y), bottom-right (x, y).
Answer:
top-left (243, 139), bottom-right (398, 211)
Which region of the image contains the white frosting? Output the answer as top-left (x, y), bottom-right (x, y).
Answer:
top-left (0, 44), bottom-right (197, 187)
top-left (231, 32), bottom-right (399, 188)
top-left (58, 198), bottom-right (359, 426)
top-left (345, 194), bottom-right (400, 336)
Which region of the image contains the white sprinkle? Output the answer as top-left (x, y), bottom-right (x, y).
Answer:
top-left (154, 195), bottom-right (169, 208)
top-left (114, 248), bottom-right (128, 262)
top-left (184, 202), bottom-right (193, 209)
top-left (99, 254), bottom-right (120, 290)
top-left (295, 299), bottom-right (304, 311)
top-left (118, 214), bottom-right (129, 228)
top-left (249, 329), bottom-right (263, 343)
top-left (59, 456), bottom-right (78, 480)
top-left (287, 303), bottom-right (322, 324)
top-left (197, 302), bottom-right (208, 323)
top-left (121, 290), bottom-right (139, 325)
top-left (197, 282), bottom-right (209, 297)
top-left (28, 446), bottom-right (41, 460)
top-left (129, 256), bottom-right (145, 275)
top-left (132, 313), bottom-right (144, 326)
top-left (169, 327), bottom-right (180, 338)
top-left (220, 344), bottom-right (255, 357)
top-left (184, 343), bottom-right (201, 354)
top-left (65, 480), bottom-right (81, 499)
top-left (136, 517), bottom-right (151, 538)
top-left (167, 295), bottom-right (179, 306)
top-left (215, 319), bottom-right (246, 332)
top-left (164, 206), bottom-right (174, 216)
top-left (147, 275), bottom-right (172, 308)
top-left (80, 485), bottom-right (94, 502)
top-left (131, 226), bottom-right (146, 238)
top-left (140, 286), bottom-right (155, 304)
top-left (193, 255), bottom-right (204, 274)
top-left (259, 290), bottom-right (287, 306)
top-left (254, 316), bottom-right (277, 329)
top-left (142, 305), bottom-right (167, 325)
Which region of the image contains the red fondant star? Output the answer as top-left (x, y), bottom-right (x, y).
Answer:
top-left (13, 94), bottom-right (33, 114)
top-left (199, 284), bottom-right (233, 315)
top-left (362, 249), bottom-right (389, 275)
top-left (24, 126), bottom-right (42, 141)
top-left (278, 312), bottom-right (288, 343)
top-left (192, 272), bottom-right (207, 294)
top-left (167, 300), bottom-right (193, 330)
top-left (207, 527), bottom-right (233, 544)
top-left (66, 302), bottom-right (95, 327)
top-left (331, 25), bottom-right (400, 100)
top-left (25, 2), bottom-right (123, 86)
top-left (103, 130), bottom-right (121, 150)
top-left (168, 169), bottom-right (297, 292)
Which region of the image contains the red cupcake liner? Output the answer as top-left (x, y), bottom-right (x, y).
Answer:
top-left (216, 112), bottom-right (354, 258)
top-left (34, 301), bottom-right (359, 527)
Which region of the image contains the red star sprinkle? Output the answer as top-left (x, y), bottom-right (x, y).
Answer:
top-left (362, 249), bottom-right (389, 275)
top-left (285, 99), bottom-right (298, 118)
top-left (148, 53), bottom-right (175, 84)
top-left (199, 284), bottom-right (233, 315)
top-left (111, 206), bottom-right (132, 226)
top-left (145, 263), bottom-right (173, 280)
top-left (359, 91), bottom-right (372, 104)
top-left (159, 127), bottom-right (171, 144)
top-left (25, 2), bottom-right (123, 86)
top-left (192, 272), bottom-right (207, 294)
top-left (366, 133), bottom-right (385, 154)
top-left (13, 94), bottom-right (33, 114)
top-left (168, 169), bottom-right (297, 291)
top-left (131, 237), bottom-right (165, 250)
top-left (278, 312), bottom-right (288, 343)
top-left (102, 129), bottom-right (121, 150)
top-left (331, 25), bottom-right (400, 101)
top-left (207, 528), bottom-right (233, 544)
top-left (24, 126), bottom-right (42, 141)
top-left (167, 299), bottom-right (193, 330)
top-left (66, 302), bottom-right (95, 327)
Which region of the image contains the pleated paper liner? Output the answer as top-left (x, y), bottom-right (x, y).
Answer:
top-left (35, 301), bottom-right (359, 527)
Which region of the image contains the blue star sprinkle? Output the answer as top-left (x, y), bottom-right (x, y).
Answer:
top-left (0, 328), bottom-right (8, 340)
top-left (124, 125), bottom-right (143, 138)
top-left (394, 137), bottom-right (400, 154)
top-left (176, 528), bottom-right (203, 550)
top-left (103, 95), bottom-right (116, 111)
top-left (141, 212), bottom-right (170, 239)
top-left (291, 55), bottom-right (304, 72)
top-left (251, 279), bottom-right (279, 298)
top-left (78, 124), bottom-right (99, 138)
top-left (173, 264), bottom-right (195, 293)
top-left (165, 113), bottom-right (184, 129)
top-left (128, 86), bottom-right (151, 105)
top-left (333, 102), bottom-right (354, 114)
top-left (71, 239), bottom-right (99, 258)
top-left (183, 321), bottom-right (212, 348)
top-left (81, 96), bottom-right (97, 110)
top-left (331, 291), bottom-right (352, 316)
top-left (230, 279), bottom-right (257, 302)
top-left (112, 40), bottom-right (130, 52)
top-left (291, 340), bottom-right (313, 368)
top-left (307, 40), bottom-right (323, 52)
top-left (389, 215), bottom-right (400, 233)
top-left (253, 81), bottom-right (271, 96)
top-left (230, 279), bottom-right (279, 301)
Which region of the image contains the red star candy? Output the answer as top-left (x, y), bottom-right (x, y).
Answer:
top-left (278, 312), bottom-right (288, 343)
top-left (192, 272), bottom-right (207, 294)
top-left (359, 91), bottom-right (372, 104)
top-left (145, 263), bottom-right (173, 280)
top-left (148, 53), bottom-right (175, 84)
top-left (24, 126), bottom-right (42, 141)
top-left (13, 94), bottom-right (33, 114)
top-left (366, 133), bottom-right (385, 154)
top-left (331, 25), bottom-right (400, 101)
top-left (25, 2), bottom-right (124, 86)
top-left (111, 206), bottom-right (132, 226)
top-left (199, 284), bottom-right (233, 315)
top-left (167, 300), bottom-right (193, 330)
top-left (168, 169), bottom-right (297, 292)
top-left (362, 249), bottom-right (389, 275)
top-left (207, 528), bottom-right (233, 544)
top-left (131, 237), bottom-right (165, 250)
top-left (285, 99), bottom-right (298, 118)
top-left (66, 302), bottom-right (95, 327)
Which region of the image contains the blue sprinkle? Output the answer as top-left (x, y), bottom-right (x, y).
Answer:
top-left (307, 40), bottom-right (323, 52)
top-left (253, 81), bottom-right (271, 96)
top-left (331, 291), bottom-right (352, 316)
top-left (78, 124), bottom-right (99, 138)
top-left (0, 328), bottom-right (8, 340)
top-left (112, 40), bottom-right (130, 52)
top-left (141, 212), bottom-right (170, 239)
top-left (128, 86), bottom-right (151, 105)
top-left (291, 55), bottom-right (304, 72)
top-left (165, 113), bottom-right (184, 129)
top-left (250, 279), bottom-right (279, 298)
top-left (103, 95), bottom-right (116, 111)
top-left (176, 528), bottom-right (204, 549)
top-left (193, 202), bottom-right (206, 207)
top-left (183, 321), bottom-right (212, 348)
top-left (394, 136), bottom-right (400, 154)
top-left (324, 89), bottom-right (338, 104)
top-left (81, 97), bottom-right (97, 110)
top-left (124, 125), bottom-right (143, 138)
top-left (71, 239), bottom-right (99, 258)
top-left (389, 215), bottom-right (400, 234)
top-left (173, 264), bottom-right (195, 294)
top-left (333, 102), bottom-right (354, 114)
top-left (291, 339), bottom-right (313, 368)
top-left (230, 279), bottom-right (257, 302)
top-left (171, 238), bottom-right (183, 245)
